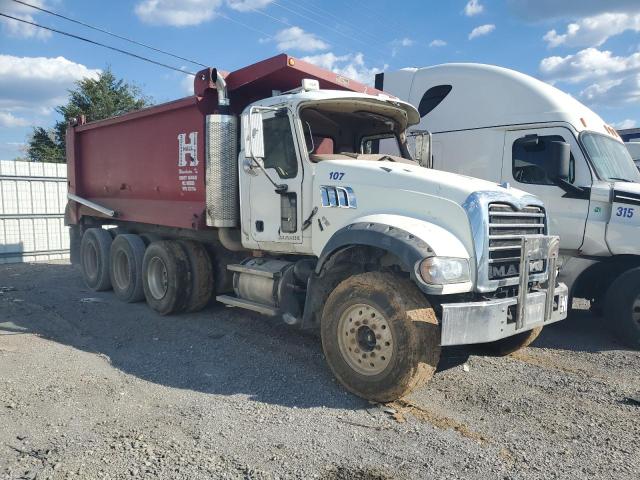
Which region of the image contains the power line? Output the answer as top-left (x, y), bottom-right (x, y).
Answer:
top-left (219, 12), bottom-right (274, 40)
top-left (11, 0), bottom-right (208, 68)
top-left (0, 12), bottom-right (196, 75)
top-left (278, 0), bottom-right (386, 48)
top-left (270, 0), bottom-right (389, 59)
top-left (12, 0), bottom-right (277, 65)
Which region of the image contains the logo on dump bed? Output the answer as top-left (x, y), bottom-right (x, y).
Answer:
top-left (178, 132), bottom-right (198, 167)
top-left (178, 132), bottom-right (198, 192)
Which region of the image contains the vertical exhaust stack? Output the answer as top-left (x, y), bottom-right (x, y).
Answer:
top-left (204, 69), bottom-right (240, 239)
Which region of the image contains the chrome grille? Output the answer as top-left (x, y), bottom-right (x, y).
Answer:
top-left (488, 203), bottom-right (546, 280)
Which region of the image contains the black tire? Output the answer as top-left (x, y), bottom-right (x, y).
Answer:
top-left (109, 234), bottom-right (146, 303)
top-left (321, 272), bottom-right (441, 402)
top-left (605, 268), bottom-right (640, 348)
top-left (139, 233), bottom-right (162, 246)
top-left (69, 225), bottom-right (81, 267)
top-left (80, 228), bottom-right (113, 291)
top-left (479, 327), bottom-right (543, 356)
top-left (178, 240), bottom-right (214, 312)
top-left (142, 240), bottom-right (192, 315)
top-left (107, 227), bottom-right (128, 238)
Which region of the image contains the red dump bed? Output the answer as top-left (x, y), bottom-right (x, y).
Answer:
top-left (66, 54), bottom-right (384, 230)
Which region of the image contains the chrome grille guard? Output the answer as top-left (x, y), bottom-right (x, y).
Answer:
top-left (516, 235), bottom-right (560, 328)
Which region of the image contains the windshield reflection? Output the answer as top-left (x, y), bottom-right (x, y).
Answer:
top-left (581, 132), bottom-right (640, 183)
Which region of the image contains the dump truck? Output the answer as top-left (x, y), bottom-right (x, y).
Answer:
top-left (377, 63), bottom-right (640, 348)
top-left (65, 54), bottom-right (568, 401)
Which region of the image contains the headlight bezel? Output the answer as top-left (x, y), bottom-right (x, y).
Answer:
top-left (417, 257), bottom-right (471, 285)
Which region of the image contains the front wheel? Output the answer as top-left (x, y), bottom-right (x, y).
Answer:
top-left (479, 327), bottom-right (543, 356)
top-left (605, 268), bottom-right (640, 349)
top-left (321, 272), bottom-right (441, 402)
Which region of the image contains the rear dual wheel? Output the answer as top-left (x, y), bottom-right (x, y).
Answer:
top-left (110, 234), bottom-right (146, 303)
top-left (80, 228), bottom-right (113, 291)
top-left (142, 240), bottom-right (214, 315)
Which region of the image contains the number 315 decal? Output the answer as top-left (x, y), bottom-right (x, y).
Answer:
top-left (616, 207), bottom-right (634, 218)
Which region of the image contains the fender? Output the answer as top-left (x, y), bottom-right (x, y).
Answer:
top-left (317, 214), bottom-right (470, 271)
top-left (301, 215), bottom-right (473, 329)
top-left (316, 214), bottom-right (473, 294)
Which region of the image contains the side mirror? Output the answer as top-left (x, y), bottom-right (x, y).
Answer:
top-left (242, 110), bottom-right (265, 160)
top-left (547, 141), bottom-right (570, 181)
top-left (408, 130), bottom-right (432, 168)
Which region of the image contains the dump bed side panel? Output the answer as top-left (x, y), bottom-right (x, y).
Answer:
top-left (68, 94), bottom-right (218, 229)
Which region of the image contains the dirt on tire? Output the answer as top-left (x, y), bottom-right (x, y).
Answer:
top-left (320, 272), bottom-right (441, 402)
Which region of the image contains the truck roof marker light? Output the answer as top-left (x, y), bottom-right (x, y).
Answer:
top-left (302, 79), bottom-right (320, 91)
top-left (288, 58), bottom-right (296, 67)
top-left (580, 118), bottom-right (587, 127)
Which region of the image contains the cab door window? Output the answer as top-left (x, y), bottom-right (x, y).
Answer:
top-left (512, 135), bottom-right (575, 185)
top-left (263, 114), bottom-right (298, 179)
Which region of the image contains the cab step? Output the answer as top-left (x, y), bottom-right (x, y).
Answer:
top-left (216, 294), bottom-right (279, 316)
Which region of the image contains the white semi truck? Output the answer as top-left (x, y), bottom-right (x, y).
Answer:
top-left (377, 63), bottom-right (640, 347)
top-left (67, 56), bottom-right (568, 401)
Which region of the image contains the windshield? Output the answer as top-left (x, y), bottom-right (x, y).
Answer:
top-left (299, 101), bottom-right (412, 161)
top-left (581, 132), bottom-right (640, 182)
top-left (626, 142), bottom-right (640, 162)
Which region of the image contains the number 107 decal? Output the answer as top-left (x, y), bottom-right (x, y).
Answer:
top-left (616, 207), bottom-right (634, 218)
top-left (329, 171), bottom-right (345, 180)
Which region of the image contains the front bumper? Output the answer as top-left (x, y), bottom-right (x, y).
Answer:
top-left (440, 282), bottom-right (568, 346)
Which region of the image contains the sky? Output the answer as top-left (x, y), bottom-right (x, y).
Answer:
top-left (0, 0), bottom-right (639, 160)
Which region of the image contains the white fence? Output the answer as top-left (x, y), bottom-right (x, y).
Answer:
top-left (0, 160), bottom-right (69, 264)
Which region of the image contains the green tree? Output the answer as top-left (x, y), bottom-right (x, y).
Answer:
top-left (26, 69), bottom-right (151, 163)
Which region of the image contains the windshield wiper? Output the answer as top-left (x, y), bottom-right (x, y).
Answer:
top-left (608, 177), bottom-right (632, 183)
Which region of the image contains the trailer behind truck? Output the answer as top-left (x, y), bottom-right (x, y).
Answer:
top-left (378, 63), bottom-right (640, 347)
top-left (66, 55), bottom-right (567, 401)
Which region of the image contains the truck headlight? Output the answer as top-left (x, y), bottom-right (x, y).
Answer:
top-left (418, 257), bottom-right (470, 285)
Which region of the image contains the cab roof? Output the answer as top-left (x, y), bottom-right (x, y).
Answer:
top-left (249, 89), bottom-right (420, 128)
top-left (390, 63), bottom-right (619, 139)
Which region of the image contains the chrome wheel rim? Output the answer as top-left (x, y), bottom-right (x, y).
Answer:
top-left (147, 256), bottom-right (168, 300)
top-left (113, 250), bottom-right (130, 291)
top-left (337, 303), bottom-right (393, 376)
top-left (633, 295), bottom-right (640, 325)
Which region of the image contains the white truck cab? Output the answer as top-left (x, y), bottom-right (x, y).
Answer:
top-left (226, 84), bottom-right (568, 352)
top-left (378, 63), bottom-right (640, 347)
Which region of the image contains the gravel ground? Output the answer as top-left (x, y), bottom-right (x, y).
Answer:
top-left (0, 261), bottom-right (639, 480)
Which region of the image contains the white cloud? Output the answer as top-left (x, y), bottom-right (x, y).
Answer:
top-left (539, 48), bottom-right (640, 83)
top-left (469, 24), bottom-right (495, 39)
top-left (539, 47), bottom-right (640, 106)
top-left (508, 0), bottom-right (640, 21)
top-left (135, 0), bottom-right (223, 26)
top-left (134, 0), bottom-right (274, 26)
top-left (181, 74), bottom-right (194, 95)
top-left (390, 38), bottom-right (415, 57)
top-left (611, 119), bottom-right (637, 129)
top-left (0, 55), bottom-right (100, 116)
top-left (0, 0), bottom-right (51, 39)
top-left (226, 0), bottom-right (273, 12)
top-left (392, 38), bottom-right (415, 47)
top-left (580, 74), bottom-right (640, 106)
top-left (274, 27), bottom-right (328, 52)
top-left (429, 39), bottom-right (447, 47)
top-left (464, 0), bottom-right (484, 17)
top-left (301, 52), bottom-right (385, 85)
top-left (0, 111), bottom-right (30, 128)
top-left (543, 12), bottom-right (640, 48)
